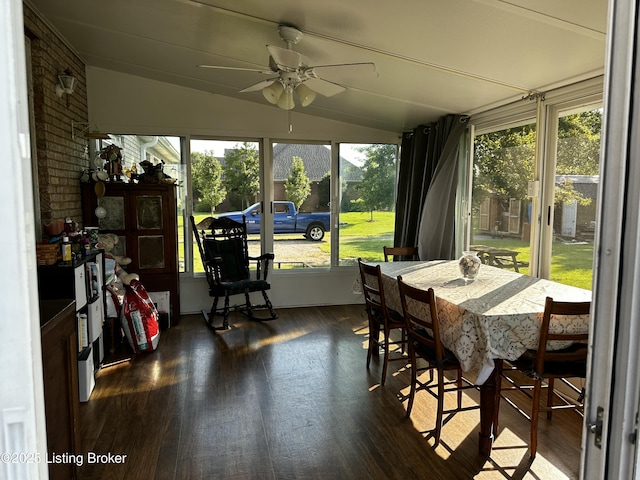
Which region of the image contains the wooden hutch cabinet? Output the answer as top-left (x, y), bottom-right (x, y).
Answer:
top-left (82, 182), bottom-right (180, 321)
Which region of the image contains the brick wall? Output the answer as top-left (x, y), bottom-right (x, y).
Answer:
top-left (24, 4), bottom-right (89, 229)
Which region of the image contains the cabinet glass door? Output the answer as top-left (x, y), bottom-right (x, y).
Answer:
top-left (97, 196), bottom-right (125, 230)
top-left (135, 194), bottom-right (167, 270)
top-left (136, 195), bottom-right (163, 229)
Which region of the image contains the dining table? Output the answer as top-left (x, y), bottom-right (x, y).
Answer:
top-left (357, 259), bottom-right (592, 456)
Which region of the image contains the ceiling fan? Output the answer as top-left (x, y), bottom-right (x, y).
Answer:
top-left (198, 25), bottom-right (377, 110)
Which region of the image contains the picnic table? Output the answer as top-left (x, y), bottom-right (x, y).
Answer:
top-left (470, 245), bottom-right (529, 272)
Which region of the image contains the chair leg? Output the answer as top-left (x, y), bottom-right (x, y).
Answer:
top-left (366, 320), bottom-right (376, 369)
top-left (203, 296), bottom-right (220, 327)
top-left (433, 369), bottom-right (445, 446)
top-left (547, 377), bottom-right (555, 420)
top-left (370, 322), bottom-right (381, 358)
top-left (530, 379), bottom-right (542, 458)
top-left (244, 292), bottom-right (254, 319)
top-left (494, 360), bottom-right (504, 436)
top-left (261, 289), bottom-right (277, 319)
top-left (456, 368), bottom-right (463, 409)
top-left (406, 346), bottom-right (418, 418)
top-left (222, 294), bottom-right (231, 330)
top-left (381, 325), bottom-right (390, 385)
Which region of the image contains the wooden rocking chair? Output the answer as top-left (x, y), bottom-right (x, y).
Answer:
top-left (190, 215), bottom-right (277, 330)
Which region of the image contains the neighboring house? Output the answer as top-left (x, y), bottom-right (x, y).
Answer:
top-left (476, 194), bottom-right (525, 238)
top-left (476, 174), bottom-right (599, 241)
top-left (214, 144), bottom-right (363, 213)
top-left (111, 135), bottom-right (181, 180)
top-left (553, 175), bottom-right (599, 240)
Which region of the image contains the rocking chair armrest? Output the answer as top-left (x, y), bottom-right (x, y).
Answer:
top-left (248, 253), bottom-right (275, 261)
top-left (249, 253), bottom-right (274, 281)
top-left (210, 256), bottom-right (225, 265)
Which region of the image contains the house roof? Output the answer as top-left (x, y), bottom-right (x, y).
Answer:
top-left (218, 144), bottom-right (363, 182)
top-left (273, 144), bottom-right (362, 182)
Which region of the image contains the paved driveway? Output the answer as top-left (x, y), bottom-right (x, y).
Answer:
top-left (248, 236), bottom-right (330, 268)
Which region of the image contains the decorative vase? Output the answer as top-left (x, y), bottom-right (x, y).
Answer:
top-left (459, 250), bottom-right (481, 282)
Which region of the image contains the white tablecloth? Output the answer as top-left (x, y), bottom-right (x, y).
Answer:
top-left (356, 260), bottom-right (592, 384)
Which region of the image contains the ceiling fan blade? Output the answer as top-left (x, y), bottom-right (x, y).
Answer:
top-left (266, 45), bottom-right (304, 70)
top-left (308, 62), bottom-right (378, 79)
top-left (239, 78), bottom-right (279, 93)
top-left (198, 64), bottom-right (274, 75)
top-left (303, 77), bottom-right (346, 97)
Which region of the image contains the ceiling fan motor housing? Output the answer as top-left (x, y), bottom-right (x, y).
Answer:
top-left (279, 25), bottom-right (303, 45)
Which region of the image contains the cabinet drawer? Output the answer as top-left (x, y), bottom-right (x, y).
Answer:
top-left (87, 298), bottom-right (103, 343)
top-left (74, 265), bottom-right (87, 309)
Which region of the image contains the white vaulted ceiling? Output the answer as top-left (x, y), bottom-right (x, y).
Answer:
top-left (26, 0), bottom-right (608, 132)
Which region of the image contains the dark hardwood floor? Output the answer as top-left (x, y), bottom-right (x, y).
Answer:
top-left (79, 305), bottom-right (584, 479)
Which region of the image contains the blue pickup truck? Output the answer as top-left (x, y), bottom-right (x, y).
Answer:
top-left (217, 201), bottom-right (331, 241)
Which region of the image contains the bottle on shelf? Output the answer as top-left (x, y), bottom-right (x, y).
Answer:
top-left (61, 236), bottom-right (72, 262)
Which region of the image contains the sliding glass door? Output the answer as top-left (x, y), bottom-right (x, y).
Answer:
top-left (470, 94), bottom-right (602, 288)
top-left (545, 105), bottom-right (602, 290)
top-left (471, 121), bottom-right (536, 274)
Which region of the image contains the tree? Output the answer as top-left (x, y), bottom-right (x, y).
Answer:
top-left (191, 150), bottom-right (225, 213)
top-left (557, 110), bottom-right (602, 176)
top-left (357, 144), bottom-right (397, 221)
top-left (317, 172), bottom-right (331, 209)
top-left (284, 156), bottom-right (311, 210)
top-left (473, 124), bottom-right (536, 205)
top-left (554, 111), bottom-right (601, 207)
top-left (223, 142), bottom-right (260, 210)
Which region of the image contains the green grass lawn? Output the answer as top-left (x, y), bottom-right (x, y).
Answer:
top-left (471, 237), bottom-right (594, 290)
top-left (319, 211), bottom-right (395, 262)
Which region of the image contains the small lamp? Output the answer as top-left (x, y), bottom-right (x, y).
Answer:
top-left (56, 70), bottom-right (77, 106)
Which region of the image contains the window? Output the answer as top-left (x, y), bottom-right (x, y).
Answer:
top-left (92, 134), bottom-right (184, 270)
top-left (338, 143), bottom-right (398, 265)
top-left (270, 142), bottom-right (331, 268)
top-left (190, 139), bottom-right (261, 272)
top-left (187, 140), bottom-right (399, 271)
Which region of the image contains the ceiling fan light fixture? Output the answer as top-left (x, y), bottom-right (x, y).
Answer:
top-left (296, 83), bottom-right (317, 107)
top-left (262, 81), bottom-right (284, 104)
top-left (277, 90), bottom-right (295, 110)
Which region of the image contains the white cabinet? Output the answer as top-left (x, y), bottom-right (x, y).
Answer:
top-left (38, 250), bottom-right (105, 402)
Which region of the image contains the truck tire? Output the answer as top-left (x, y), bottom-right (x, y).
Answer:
top-left (305, 223), bottom-right (325, 241)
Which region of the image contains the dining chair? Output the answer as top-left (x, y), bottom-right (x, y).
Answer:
top-left (357, 259), bottom-right (407, 385)
top-left (496, 296), bottom-right (590, 458)
top-left (383, 245), bottom-right (419, 262)
top-left (397, 275), bottom-right (479, 446)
